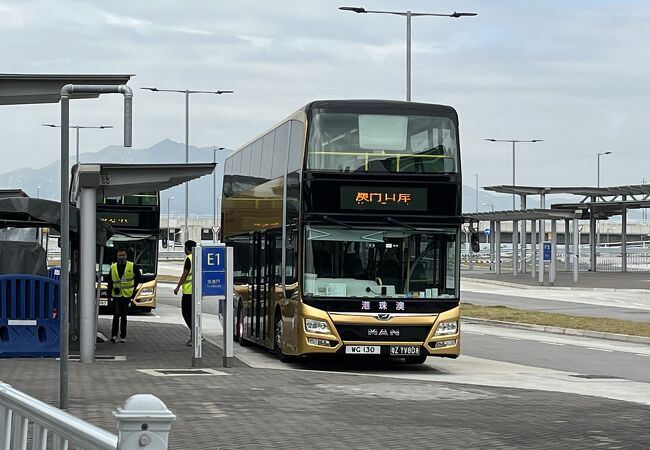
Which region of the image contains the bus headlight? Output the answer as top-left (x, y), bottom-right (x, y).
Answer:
top-left (139, 288), bottom-right (155, 297)
top-left (434, 321), bottom-right (458, 336)
top-left (305, 319), bottom-right (331, 334)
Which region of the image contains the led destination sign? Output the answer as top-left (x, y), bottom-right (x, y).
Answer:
top-left (340, 186), bottom-right (427, 211)
top-left (97, 212), bottom-right (140, 227)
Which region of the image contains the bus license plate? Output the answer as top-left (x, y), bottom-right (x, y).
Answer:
top-left (345, 346), bottom-right (380, 355)
top-left (99, 300), bottom-right (108, 306)
top-left (390, 346), bottom-right (420, 356)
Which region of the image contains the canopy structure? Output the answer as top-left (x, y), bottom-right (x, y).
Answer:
top-left (0, 73), bottom-right (132, 105)
top-left (465, 184), bottom-right (650, 282)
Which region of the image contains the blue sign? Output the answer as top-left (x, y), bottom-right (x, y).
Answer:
top-left (543, 242), bottom-right (552, 261)
top-left (484, 228), bottom-right (491, 237)
top-left (202, 246), bottom-right (226, 296)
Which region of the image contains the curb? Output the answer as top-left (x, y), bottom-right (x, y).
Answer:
top-left (461, 277), bottom-right (650, 294)
top-left (462, 316), bottom-right (650, 345)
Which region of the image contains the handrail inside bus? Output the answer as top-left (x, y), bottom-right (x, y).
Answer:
top-left (308, 151), bottom-right (453, 172)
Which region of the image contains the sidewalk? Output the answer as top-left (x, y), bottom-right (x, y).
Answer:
top-left (2, 318), bottom-right (650, 449)
top-left (462, 269), bottom-right (650, 291)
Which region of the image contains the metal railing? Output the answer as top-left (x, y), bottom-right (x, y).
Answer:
top-left (0, 382), bottom-right (174, 450)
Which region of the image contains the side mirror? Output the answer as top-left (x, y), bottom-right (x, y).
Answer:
top-left (162, 237), bottom-right (168, 249)
top-left (470, 232), bottom-right (480, 253)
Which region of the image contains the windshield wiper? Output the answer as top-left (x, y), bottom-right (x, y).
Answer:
top-left (322, 215), bottom-right (356, 229)
top-left (386, 216), bottom-right (419, 231)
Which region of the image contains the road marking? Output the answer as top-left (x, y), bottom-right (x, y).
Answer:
top-left (585, 347), bottom-right (613, 352)
top-left (540, 342), bottom-right (564, 346)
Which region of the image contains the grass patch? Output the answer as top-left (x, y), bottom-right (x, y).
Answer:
top-left (462, 303), bottom-right (650, 337)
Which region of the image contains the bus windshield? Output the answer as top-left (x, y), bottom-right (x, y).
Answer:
top-left (303, 225), bottom-right (458, 300)
top-left (307, 112), bottom-right (458, 174)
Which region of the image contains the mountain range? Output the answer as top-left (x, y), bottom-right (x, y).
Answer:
top-left (1, 140), bottom-right (644, 220)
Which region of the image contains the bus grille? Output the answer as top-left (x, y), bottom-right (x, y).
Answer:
top-left (335, 324), bottom-right (431, 342)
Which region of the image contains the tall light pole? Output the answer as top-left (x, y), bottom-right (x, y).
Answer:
top-left (474, 173), bottom-right (479, 213)
top-left (597, 151), bottom-right (612, 188)
top-left (42, 124), bottom-right (113, 166)
top-left (213, 147), bottom-right (226, 242)
top-left (167, 196), bottom-right (175, 252)
top-left (484, 138), bottom-right (543, 210)
top-left (141, 87), bottom-right (234, 241)
top-left (339, 6), bottom-right (476, 101)
top-left (482, 203), bottom-right (494, 212)
top-left (37, 185), bottom-right (41, 199)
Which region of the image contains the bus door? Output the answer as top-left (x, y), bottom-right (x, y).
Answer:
top-left (250, 231), bottom-right (264, 341)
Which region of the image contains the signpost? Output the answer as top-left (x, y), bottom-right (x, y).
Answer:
top-left (192, 243), bottom-right (234, 368)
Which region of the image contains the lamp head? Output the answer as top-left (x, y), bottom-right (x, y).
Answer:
top-left (339, 6), bottom-right (366, 13)
top-left (450, 12), bottom-right (477, 18)
top-left (140, 87), bottom-right (159, 92)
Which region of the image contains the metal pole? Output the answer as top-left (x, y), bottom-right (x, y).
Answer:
top-left (512, 220), bottom-right (518, 276)
top-left (494, 221), bottom-right (501, 274)
top-left (79, 187), bottom-right (96, 363)
top-left (565, 219), bottom-right (570, 271)
top-left (224, 246), bottom-right (234, 367)
top-left (550, 220), bottom-right (557, 285)
top-left (213, 149), bottom-right (217, 243)
top-left (192, 245), bottom-right (202, 367)
top-left (512, 141), bottom-right (515, 211)
top-left (622, 201), bottom-right (627, 273)
top-left (531, 219), bottom-right (537, 278)
top-left (520, 195), bottom-right (526, 273)
top-left (406, 11), bottom-right (412, 101)
top-left (573, 214), bottom-right (580, 282)
top-left (185, 91), bottom-right (190, 241)
top-left (597, 154), bottom-right (600, 188)
top-left (59, 93), bottom-right (70, 410)
top-left (75, 127), bottom-right (80, 166)
top-left (475, 173), bottom-right (478, 212)
top-left (167, 198), bottom-right (171, 252)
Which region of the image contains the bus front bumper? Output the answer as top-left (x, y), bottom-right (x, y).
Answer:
top-left (296, 303), bottom-right (460, 358)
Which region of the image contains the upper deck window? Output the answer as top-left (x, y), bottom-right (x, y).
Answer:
top-left (307, 112), bottom-right (458, 173)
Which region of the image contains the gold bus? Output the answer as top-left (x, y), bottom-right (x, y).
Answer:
top-left (222, 100), bottom-right (461, 363)
top-left (97, 193), bottom-right (160, 313)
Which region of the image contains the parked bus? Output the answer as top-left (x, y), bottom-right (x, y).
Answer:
top-left (97, 193), bottom-right (160, 313)
top-left (222, 100), bottom-right (461, 363)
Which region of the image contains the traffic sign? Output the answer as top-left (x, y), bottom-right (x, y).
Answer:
top-left (484, 228), bottom-right (491, 237)
top-left (202, 245), bottom-right (226, 296)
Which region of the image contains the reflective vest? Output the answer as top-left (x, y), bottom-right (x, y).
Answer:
top-left (110, 261), bottom-right (135, 298)
top-left (182, 254), bottom-right (193, 295)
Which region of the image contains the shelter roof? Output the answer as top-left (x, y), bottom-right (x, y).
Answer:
top-left (484, 184), bottom-right (650, 198)
top-left (0, 74), bottom-right (133, 105)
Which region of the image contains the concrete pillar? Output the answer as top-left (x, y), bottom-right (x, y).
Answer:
top-left (495, 221), bottom-right (501, 274)
top-left (573, 214), bottom-right (580, 282)
top-left (489, 220), bottom-right (495, 272)
top-left (590, 196), bottom-right (597, 271)
top-left (79, 187), bottom-right (97, 363)
top-left (531, 219), bottom-right (537, 278)
top-left (622, 195), bottom-right (627, 272)
top-left (550, 220), bottom-right (557, 285)
top-left (520, 195), bottom-right (527, 273)
top-left (512, 220), bottom-right (519, 276)
top-left (564, 219), bottom-right (570, 271)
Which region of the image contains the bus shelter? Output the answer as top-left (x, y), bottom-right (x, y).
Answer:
top-left (72, 162), bottom-right (216, 362)
top-left (465, 184), bottom-right (650, 283)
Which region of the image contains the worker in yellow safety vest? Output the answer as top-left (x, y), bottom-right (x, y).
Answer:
top-left (174, 240), bottom-right (196, 346)
top-left (108, 247), bottom-right (141, 343)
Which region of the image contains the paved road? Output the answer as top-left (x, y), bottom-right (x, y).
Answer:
top-left (461, 279), bottom-right (650, 322)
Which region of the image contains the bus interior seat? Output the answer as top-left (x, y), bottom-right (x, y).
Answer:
top-left (313, 250), bottom-right (333, 277)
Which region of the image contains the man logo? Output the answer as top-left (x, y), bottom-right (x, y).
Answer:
top-left (368, 329), bottom-right (378, 336)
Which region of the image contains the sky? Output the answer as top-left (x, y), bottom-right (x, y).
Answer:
top-left (1, 0), bottom-right (649, 189)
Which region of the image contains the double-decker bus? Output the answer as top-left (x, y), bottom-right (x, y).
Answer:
top-left (97, 192), bottom-right (160, 312)
top-left (222, 100), bottom-right (461, 363)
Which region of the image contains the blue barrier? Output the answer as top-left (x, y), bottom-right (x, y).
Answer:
top-left (47, 267), bottom-right (61, 281)
top-left (0, 275), bottom-right (60, 358)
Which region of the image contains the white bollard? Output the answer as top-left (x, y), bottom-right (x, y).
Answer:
top-left (114, 394), bottom-right (175, 450)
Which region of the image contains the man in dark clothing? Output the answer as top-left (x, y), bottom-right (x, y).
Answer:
top-left (107, 247), bottom-right (142, 343)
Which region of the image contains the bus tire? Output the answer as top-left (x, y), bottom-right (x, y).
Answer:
top-left (238, 307), bottom-right (250, 347)
top-left (404, 354), bottom-right (428, 364)
top-left (274, 312), bottom-right (295, 363)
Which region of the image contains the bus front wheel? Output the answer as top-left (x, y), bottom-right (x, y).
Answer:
top-left (274, 313), bottom-right (295, 363)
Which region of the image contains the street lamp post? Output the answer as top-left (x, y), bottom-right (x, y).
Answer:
top-left (43, 124), bottom-right (113, 166)
top-left (474, 173), bottom-right (479, 213)
top-left (37, 185), bottom-right (41, 199)
top-left (484, 138), bottom-right (543, 210)
top-left (339, 6), bottom-right (476, 101)
top-left (141, 87), bottom-right (234, 241)
top-left (213, 147), bottom-right (226, 242)
top-left (167, 196), bottom-right (175, 252)
top-left (597, 151), bottom-right (612, 188)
